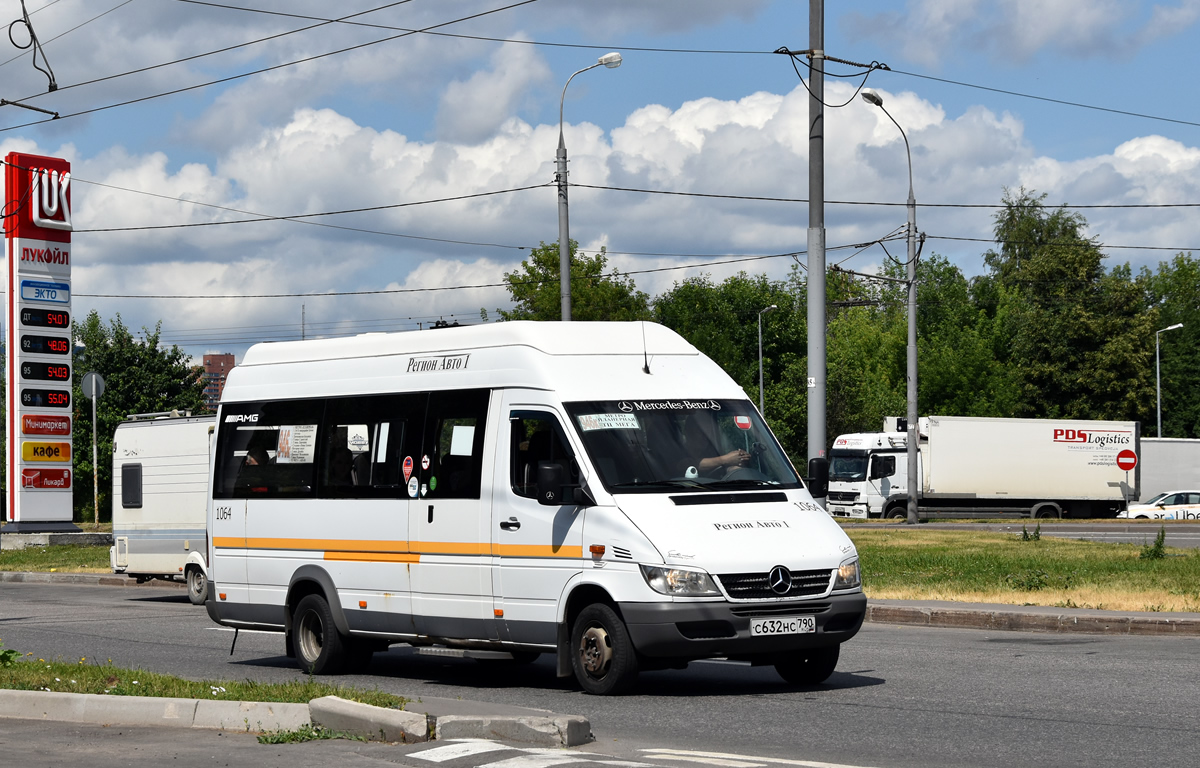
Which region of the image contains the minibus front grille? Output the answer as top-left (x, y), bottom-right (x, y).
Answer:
top-left (716, 569), bottom-right (833, 600)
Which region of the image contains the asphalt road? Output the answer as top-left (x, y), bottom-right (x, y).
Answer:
top-left (1, 582), bottom-right (1198, 768)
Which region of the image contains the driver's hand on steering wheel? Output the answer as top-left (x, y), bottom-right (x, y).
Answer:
top-left (722, 449), bottom-right (751, 468)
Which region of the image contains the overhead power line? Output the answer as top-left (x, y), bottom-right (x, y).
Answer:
top-left (1, 0), bottom-right (540, 131)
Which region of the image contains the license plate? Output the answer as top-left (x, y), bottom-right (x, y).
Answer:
top-left (750, 616), bottom-right (816, 636)
top-left (829, 505), bottom-right (846, 515)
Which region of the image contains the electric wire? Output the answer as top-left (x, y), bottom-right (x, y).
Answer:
top-left (0, 0), bottom-right (134, 71)
top-left (0, 0), bottom-right (540, 132)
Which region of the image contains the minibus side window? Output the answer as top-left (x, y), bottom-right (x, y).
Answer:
top-left (213, 400), bottom-right (323, 499)
top-left (319, 393), bottom-right (426, 498)
top-left (422, 389), bottom-right (489, 499)
top-left (510, 412), bottom-right (577, 499)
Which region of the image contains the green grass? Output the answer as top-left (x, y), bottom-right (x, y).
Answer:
top-left (0, 544), bottom-right (111, 572)
top-left (0, 649), bottom-right (408, 710)
top-left (848, 528), bottom-right (1200, 611)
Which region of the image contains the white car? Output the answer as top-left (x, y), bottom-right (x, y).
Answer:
top-left (1119, 490), bottom-right (1200, 520)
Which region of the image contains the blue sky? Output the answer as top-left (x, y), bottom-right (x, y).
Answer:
top-left (3, 0), bottom-right (1200, 359)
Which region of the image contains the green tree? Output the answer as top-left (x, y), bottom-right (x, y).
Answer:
top-left (72, 312), bottom-right (206, 523)
top-left (973, 188), bottom-right (1155, 421)
top-left (500, 241), bottom-right (651, 321)
top-left (1146, 253), bottom-right (1200, 436)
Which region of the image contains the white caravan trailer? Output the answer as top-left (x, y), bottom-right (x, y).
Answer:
top-left (111, 413), bottom-right (215, 604)
top-left (205, 322), bottom-right (865, 694)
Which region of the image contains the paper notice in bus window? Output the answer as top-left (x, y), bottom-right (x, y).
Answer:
top-left (346, 424), bottom-right (369, 452)
top-left (276, 424), bottom-right (317, 463)
top-left (450, 425), bottom-right (475, 456)
top-left (577, 413), bottom-right (640, 432)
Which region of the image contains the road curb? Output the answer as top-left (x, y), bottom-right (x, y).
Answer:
top-left (0, 571), bottom-right (185, 589)
top-left (0, 688), bottom-right (592, 746)
top-left (865, 601), bottom-right (1200, 636)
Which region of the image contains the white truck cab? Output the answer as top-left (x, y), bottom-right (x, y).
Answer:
top-left (205, 322), bottom-right (866, 694)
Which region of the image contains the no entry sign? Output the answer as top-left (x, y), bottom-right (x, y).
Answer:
top-left (1117, 449), bottom-right (1138, 471)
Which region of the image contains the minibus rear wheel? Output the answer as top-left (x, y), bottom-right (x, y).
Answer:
top-left (293, 594), bottom-right (347, 675)
top-left (774, 645), bottom-right (839, 686)
top-left (570, 603), bottom-right (639, 695)
top-left (186, 567), bottom-right (208, 606)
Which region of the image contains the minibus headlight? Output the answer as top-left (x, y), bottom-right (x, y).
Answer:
top-left (834, 558), bottom-right (861, 590)
top-left (639, 565), bottom-right (720, 596)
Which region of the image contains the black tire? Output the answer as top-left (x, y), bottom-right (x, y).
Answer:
top-left (186, 567), bottom-right (208, 606)
top-left (775, 645), bottom-right (840, 686)
top-left (292, 593), bottom-right (347, 675)
top-left (1034, 505), bottom-right (1061, 520)
top-left (887, 506), bottom-right (907, 520)
top-left (570, 603), bottom-right (639, 695)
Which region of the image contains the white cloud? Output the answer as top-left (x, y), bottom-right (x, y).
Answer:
top-left (437, 40), bottom-right (551, 144)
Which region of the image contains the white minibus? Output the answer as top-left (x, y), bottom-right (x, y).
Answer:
top-left (205, 322), bottom-right (865, 694)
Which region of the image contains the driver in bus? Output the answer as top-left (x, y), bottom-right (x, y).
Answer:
top-left (681, 414), bottom-right (750, 478)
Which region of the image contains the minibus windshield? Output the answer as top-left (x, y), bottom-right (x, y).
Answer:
top-left (564, 399), bottom-right (801, 493)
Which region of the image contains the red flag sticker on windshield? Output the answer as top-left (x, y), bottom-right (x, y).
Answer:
top-left (735, 416), bottom-right (752, 430)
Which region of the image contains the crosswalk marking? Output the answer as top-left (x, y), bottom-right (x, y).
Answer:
top-left (639, 749), bottom-right (880, 768)
top-left (412, 740), bottom-right (515, 762)
top-left (649, 756), bottom-right (765, 768)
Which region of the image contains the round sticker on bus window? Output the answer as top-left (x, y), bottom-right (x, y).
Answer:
top-left (421, 455), bottom-right (431, 470)
top-left (403, 456), bottom-right (413, 481)
top-left (429, 476), bottom-right (437, 491)
top-left (407, 477), bottom-right (419, 498)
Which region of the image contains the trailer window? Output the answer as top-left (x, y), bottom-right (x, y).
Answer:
top-left (319, 393), bottom-right (425, 498)
top-left (213, 400), bottom-right (323, 499)
top-left (121, 463), bottom-right (143, 508)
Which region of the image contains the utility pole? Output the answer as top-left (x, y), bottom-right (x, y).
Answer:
top-left (807, 0), bottom-right (827, 491)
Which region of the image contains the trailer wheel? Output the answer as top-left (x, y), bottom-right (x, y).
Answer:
top-left (186, 567), bottom-right (208, 606)
top-left (292, 594), bottom-right (347, 675)
top-left (1033, 504), bottom-right (1061, 520)
top-left (570, 603), bottom-right (639, 695)
top-left (775, 645), bottom-right (839, 686)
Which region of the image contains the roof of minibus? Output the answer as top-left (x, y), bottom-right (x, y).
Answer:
top-left (222, 321), bottom-right (744, 403)
top-left (238, 321), bottom-right (696, 366)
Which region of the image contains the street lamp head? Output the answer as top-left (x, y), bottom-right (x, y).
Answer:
top-left (598, 52), bottom-right (622, 68)
top-left (861, 89), bottom-right (884, 108)
top-left (1168, 323), bottom-right (1184, 331)
top-left (760, 304), bottom-right (777, 316)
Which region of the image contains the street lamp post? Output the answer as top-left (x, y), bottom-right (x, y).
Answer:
top-left (862, 89), bottom-right (919, 525)
top-left (556, 51), bottom-right (622, 322)
top-left (1156, 322), bottom-right (1184, 437)
top-left (758, 304), bottom-right (777, 415)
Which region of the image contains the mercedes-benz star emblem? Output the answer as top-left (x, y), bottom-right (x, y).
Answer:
top-left (618, 401), bottom-right (633, 412)
top-left (768, 565), bottom-right (792, 595)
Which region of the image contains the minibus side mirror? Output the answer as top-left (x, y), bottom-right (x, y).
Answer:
top-left (807, 457), bottom-right (829, 498)
top-left (536, 461), bottom-right (593, 507)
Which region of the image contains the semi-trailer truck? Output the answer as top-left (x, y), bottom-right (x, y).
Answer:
top-left (826, 416), bottom-right (1139, 520)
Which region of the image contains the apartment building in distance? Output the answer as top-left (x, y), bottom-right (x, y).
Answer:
top-left (202, 353), bottom-right (235, 410)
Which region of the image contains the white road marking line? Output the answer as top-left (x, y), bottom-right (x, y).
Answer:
top-left (640, 749), bottom-right (881, 768)
top-left (411, 740), bottom-right (514, 762)
top-left (485, 755), bottom-right (599, 768)
top-left (648, 755), bottom-right (765, 767)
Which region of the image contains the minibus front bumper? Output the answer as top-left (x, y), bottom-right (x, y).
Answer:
top-left (619, 592), bottom-right (866, 659)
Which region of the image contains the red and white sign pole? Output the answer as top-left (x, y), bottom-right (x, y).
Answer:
top-left (4, 152), bottom-right (76, 531)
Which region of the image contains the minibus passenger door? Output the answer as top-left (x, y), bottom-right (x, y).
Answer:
top-left (408, 389), bottom-right (496, 641)
top-left (491, 406), bottom-right (585, 646)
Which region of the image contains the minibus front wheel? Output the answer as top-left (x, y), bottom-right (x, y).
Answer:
top-left (293, 593), bottom-right (348, 675)
top-left (570, 603), bottom-right (639, 695)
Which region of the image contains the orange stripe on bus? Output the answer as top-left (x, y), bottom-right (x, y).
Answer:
top-left (324, 552), bottom-right (420, 563)
top-left (214, 537), bottom-right (583, 559)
